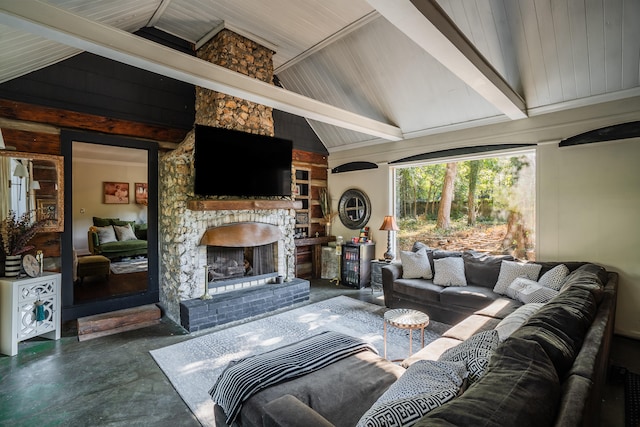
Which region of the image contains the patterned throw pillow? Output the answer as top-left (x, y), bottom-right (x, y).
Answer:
top-left (493, 261), bottom-right (542, 295)
top-left (507, 278), bottom-right (559, 304)
top-left (400, 248), bottom-right (433, 279)
top-left (356, 360), bottom-right (467, 427)
top-left (96, 225), bottom-right (117, 244)
top-left (538, 264), bottom-right (569, 291)
top-left (439, 329), bottom-right (500, 384)
top-left (114, 224), bottom-right (138, 241)
top-left (433, 257), bottom-right (467, 287)
top-left (494, 303), bottom-right (545, 341)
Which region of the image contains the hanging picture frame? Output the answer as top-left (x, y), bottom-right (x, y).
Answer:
top-left (103, 182), bottom-right (129, 204)
top-left (135, 183), bottom-right (148, 205)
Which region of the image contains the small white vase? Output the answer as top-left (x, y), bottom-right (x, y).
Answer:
top-left (4, 255), bottom-right (22, 277)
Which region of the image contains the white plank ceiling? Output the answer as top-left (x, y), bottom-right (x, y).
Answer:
top-left (0, 0), bottom-right (639, 153)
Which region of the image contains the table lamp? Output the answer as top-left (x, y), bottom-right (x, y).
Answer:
top-left (379, 215), bottom-right (399, 262)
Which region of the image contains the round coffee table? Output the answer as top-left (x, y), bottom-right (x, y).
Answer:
top-left (383, 308), bottom-right (430, 360)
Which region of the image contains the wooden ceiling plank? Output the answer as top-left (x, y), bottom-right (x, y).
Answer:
top-left (0, 0), bottom-right (403, 141)
top-left (368, 0), bottom-right (527, 120)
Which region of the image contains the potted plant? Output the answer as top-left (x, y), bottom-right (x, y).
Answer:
top-left (0, 210), bottom-right (44, 277)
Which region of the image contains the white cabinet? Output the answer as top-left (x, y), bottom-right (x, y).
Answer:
top-left (0, 272), bottom-right (61, 356)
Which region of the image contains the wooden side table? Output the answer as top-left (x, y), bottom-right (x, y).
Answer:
top-left (383, 308), bottom-right (430, 360)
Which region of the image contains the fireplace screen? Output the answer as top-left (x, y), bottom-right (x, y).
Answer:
top-left (207, 243), bottom-right (276, 281)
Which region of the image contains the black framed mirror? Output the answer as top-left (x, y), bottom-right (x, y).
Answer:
top-left (338, 188), bottom-right (371, 229)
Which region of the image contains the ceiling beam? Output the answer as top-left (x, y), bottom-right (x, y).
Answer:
top-left (368, 0), bottom-right (527, 120)
top-left (0, 0), bottom-right (404, 141)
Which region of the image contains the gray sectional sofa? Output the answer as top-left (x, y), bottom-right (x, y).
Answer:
top-left (211, 246), bottom-right (618, 427)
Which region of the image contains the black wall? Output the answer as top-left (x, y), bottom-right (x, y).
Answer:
top-left (0, 28), bottom-right (327, 152)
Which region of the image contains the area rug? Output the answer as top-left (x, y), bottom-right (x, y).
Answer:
top-left (150, 295), bottom-right (450, 427)
top-left (109, 258), bottom-right (147, 275)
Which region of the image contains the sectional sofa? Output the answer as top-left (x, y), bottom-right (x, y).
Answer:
top-left (211, 246), bottom-right (617, 427)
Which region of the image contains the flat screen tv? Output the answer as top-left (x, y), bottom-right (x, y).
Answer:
top-left (194, 125), bottom-right (293, 197)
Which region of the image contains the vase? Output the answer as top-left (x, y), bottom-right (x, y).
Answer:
top-left (4, 255), bottom-right (22, 277)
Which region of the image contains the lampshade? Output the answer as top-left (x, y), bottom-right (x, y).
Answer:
top-left (30, 180), bottom-right (41, 190)
top-left (13, 161), bottom-right (29, 178)
top-left (379, 215), bottom-right (399, 231)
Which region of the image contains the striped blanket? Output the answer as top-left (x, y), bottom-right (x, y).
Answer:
top-left (209, 331), bottom-right (377, 425)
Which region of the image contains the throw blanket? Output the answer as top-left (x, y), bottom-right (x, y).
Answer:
top-left (209, 331), bottom-right (377, 425)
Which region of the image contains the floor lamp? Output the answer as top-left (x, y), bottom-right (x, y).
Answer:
top-left (379, 215), bottom-right (399, 262)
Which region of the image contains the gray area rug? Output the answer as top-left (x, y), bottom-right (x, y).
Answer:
top-left (109, 258), bottom-right (147, 274)
top-left (150, 295), bottom-right (449, 426)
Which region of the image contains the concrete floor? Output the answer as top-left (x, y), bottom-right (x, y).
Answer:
top-left (0, 279), bottom-right (635, 426)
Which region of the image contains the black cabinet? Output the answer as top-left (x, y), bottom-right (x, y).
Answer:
top-left (341, 243), bottom-right (375, 288)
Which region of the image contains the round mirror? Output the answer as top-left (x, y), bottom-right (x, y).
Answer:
top-left (338, 189), bottom-right (371, 229)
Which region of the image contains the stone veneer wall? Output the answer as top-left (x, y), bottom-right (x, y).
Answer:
top-left (158, 30), bottom-right (296, 324)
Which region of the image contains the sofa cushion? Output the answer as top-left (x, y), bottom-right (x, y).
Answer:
top-left (96, 225), bottom-right (117, 244)
top-left (402, 337), bottom-right (462, 368)
top-left (569, 263), bottom-right (608, 288)
top-left (494, 303), bottom-right (544, 341)
top-left (443, 314), bottom-right (502, 342)
top-left (114, 224), bottom-right (138, 242)
top-left (493, 260), bottom-right (542, 295)
top-left (538, 264), bottom-right (569, 290)
top-left (400, 248), bottom-right (433, 279)
top-left (393, 279), bottom-right (443, 303)
top-left (439, 330), bottom-right (500, 384)
top-left (433, 257), bottom-right (467, 287)
top-left (356, 360), bottom-right (467, 427)
top-left (463, 251), bottom-right (514, 288)
top-left (417, 337), bottom-right (561, 427)
top-left (474, 297), bottom-right (522, 319)
top-left (439, 285), bottom-right (500, 310)
top-left (510, 286), bottom-right (597, 377)
top-left (92, 216), bottom-right (118, 227)
top-left (506, 277), bottom-right (559, 303)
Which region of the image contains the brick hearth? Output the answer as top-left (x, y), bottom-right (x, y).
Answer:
top-left (179, 278), bottom-right (309, 332)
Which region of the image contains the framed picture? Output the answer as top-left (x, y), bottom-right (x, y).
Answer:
top-left (135, 183), bottom-right (148, 205)
top-left (37, 199), bottom-right (57, 222)
top-left (103, 182), bottom-right (129, 204)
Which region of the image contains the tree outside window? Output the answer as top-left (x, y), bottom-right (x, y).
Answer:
top-left (394, 151), bottom-right (536, 260)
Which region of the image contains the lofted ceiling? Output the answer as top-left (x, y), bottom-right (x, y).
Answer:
top-left (0, 0), bottom-right (639, 154)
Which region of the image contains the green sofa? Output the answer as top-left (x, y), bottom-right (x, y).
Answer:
top-left (88, 217), bottom-right (147, 260)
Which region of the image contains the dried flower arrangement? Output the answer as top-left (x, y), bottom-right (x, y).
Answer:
top-left (0, 210), bottom-right (45, 256)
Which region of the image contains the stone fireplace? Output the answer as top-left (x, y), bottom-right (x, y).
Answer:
top-left (158, 29), bottom-right (307, 328)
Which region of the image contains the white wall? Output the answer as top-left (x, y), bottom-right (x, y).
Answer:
top-left (327, 96), bottom-right (640, 339)
top-left (537, 139), bottom-right (640, 338)
top-left (72, 158), bottom-right (148, 254)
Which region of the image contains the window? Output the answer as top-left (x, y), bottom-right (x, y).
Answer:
top-left (393, 150), bottom-right (536, 260)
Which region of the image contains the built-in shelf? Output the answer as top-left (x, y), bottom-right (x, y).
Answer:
top-left (187, 199), bottom-right (302, 211)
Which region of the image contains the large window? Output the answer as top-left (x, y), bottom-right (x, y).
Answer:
top-left (393, 150), bottom-right (536, 260)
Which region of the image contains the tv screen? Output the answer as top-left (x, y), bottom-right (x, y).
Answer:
top-left (194, 125), bottom-right (293, 197)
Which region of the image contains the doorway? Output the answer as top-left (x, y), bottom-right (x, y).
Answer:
top-left (61, 131), bottom-right (159, 321)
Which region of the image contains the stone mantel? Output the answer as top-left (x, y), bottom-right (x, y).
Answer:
top-left (187, 199), bottom-right (302, 211)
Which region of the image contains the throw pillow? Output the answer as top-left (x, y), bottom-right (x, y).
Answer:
top-left (493, 260), bottom-right (542, 295)
top-left (439, 329), bottom-right (499, 384)
top-left (433, 257), bottom-right (467, 287)
top-left (538, 264), bottom-right (569, 291)
top-left (507, 278), bottom-right (559, 304)
top-left (96, 225), bottom-right (117, 244)
top-left (494, 303), bottom-right (545, 341)
top-left (400, 248), bottom-right (433, 279)
top-left (114, 224), bottom-right (138, 242)
top-left (356, 359), bottom-right (467, 427)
